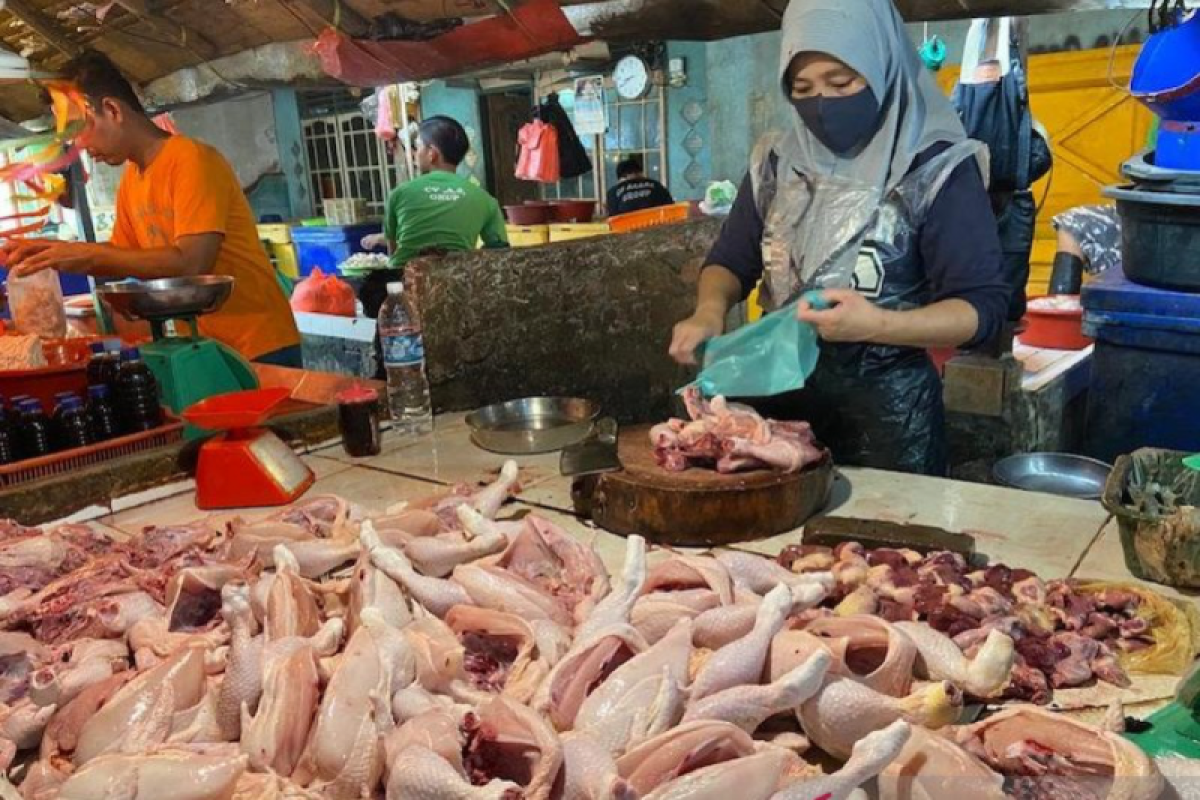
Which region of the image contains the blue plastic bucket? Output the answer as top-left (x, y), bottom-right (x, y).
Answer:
top-left (1131, 10), bottom-right (1200, 122)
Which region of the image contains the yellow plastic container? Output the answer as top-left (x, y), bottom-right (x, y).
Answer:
top-left (506, 224), bottom-right (550, 247)
top-left (746, 285), bottom-right (764, 322)
top-left (269, 242), bottom-right (299, 279)
top-left (548, 223), bottom-right (611, 243)
top-left (257, 223), bottom-right (292, 245)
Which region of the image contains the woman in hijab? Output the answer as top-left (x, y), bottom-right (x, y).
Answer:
top-left (669, 0), bottom-right (1010, 476)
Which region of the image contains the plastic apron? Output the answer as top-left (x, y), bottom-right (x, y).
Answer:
top-left (748, 139), bottom-right (984, 476)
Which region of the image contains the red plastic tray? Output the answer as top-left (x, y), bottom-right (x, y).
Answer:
top-left (183, 387), bottom-right (292, 431)
top-left (0, 413), bottom-right (184, 488)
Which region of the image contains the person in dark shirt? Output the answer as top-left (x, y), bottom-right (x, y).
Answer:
top-left (668, 0), bottom-right (1010, 476)
top-left (606, 156), bottom-right (674, 216)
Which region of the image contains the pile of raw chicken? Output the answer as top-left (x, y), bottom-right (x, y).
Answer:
top-left (651, 389), bottom-right (825, 474)
top-left (777, 543), bottom-right (1159, 705)
top-left (0, 462), bottom-right (1174, 799)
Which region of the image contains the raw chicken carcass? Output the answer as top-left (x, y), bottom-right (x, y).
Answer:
top-left (798, 677), bottom-right (961, 760)
top-left (73, 645), bottom-right (208, 765)
top-left (461, 696), bottom-right (563, 800)
top-left (772, 720), bottom-right (912, 800)
top-left (690, 584), bottom-right (793, 701)
top-left (878, 726), bottom-right (1005, 800)
top-left (894, 622), bottom-right (1014, 698)
top-left (536, 623), bottom-right (647, 731)
top-left (615, 719), bottom-right (757, 796)
top-left (296, 610), bottom-right (414, 796)
top-left (56, 749), bottom-right (248, 800)
top-left (240, 641), bottom-right (321, 776)
top-left (363, 522), bottom-right (473, 617)
top-left (803, 615), bottom-right (919, 697)
top-left (487, 514), bottom-right (611, 626)
top-left (386, 744), bottom-right (520, 800)
top-left (953, 705), bottom-right (1163, 800)
top-left (575, 620), bottom-right (693, 756)
top-left (576, 535), bottom-right (647, 641)
top-left (559, 731), bottom-right (637, 800)
top-left (682, 651), bottom-right (830, 733)
top-left (445, 604), bottom-right (560, 704)
top-left (641, 745), bottom-right (800, 800)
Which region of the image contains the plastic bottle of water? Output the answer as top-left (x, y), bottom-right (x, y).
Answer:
top-left (377, 282), bottom-right (432, 436)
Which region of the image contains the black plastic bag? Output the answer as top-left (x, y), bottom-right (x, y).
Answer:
top-left (537, 93), bottom-right (592, 180)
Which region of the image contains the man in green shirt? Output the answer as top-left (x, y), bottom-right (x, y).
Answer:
top-left (361, 115), bottom-right (508, 376)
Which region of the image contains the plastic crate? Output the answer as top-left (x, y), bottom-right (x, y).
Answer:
top-left (324, 199), bottom-right (370, 226)
top-left (257, 224), bottom-right (293, 245)
top-left (0, 414), bottom-right (184, 488)
top-left (267, 242), bottom-right (299, 279)
top-left (548, 223), bottom-right (610, 243)
top-left (608, 202), bottom-right (691, 233)
top-left (291, 224), bottom-right (382, 277)
top-left (506, 225), bottom-right (550, 247)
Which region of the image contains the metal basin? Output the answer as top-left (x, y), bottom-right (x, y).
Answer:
top-left (993, 453), bottom-right (1113, 500)
top-left (467, 397), bottom-right (599, 455)
top-left (96, 276), bottom-right (234, 321)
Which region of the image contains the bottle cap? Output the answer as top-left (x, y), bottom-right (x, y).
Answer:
top-left (90, 342), bottom-right (105, 355)
top-left (387, 282), bottom-right (404, 295)
top-left (19, 399), bottom-right (43, 412)
top-left (120, 347), bottom-right (141, 362)
top-left (336, 382), bottom-right (379, 405)
top-left (87, 384), bottom-right (110, 399)
top-left (61, 397), bottom-right (83, 411)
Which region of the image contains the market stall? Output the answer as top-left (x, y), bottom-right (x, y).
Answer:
top-left (1, 407), bottom-right (1197, 797)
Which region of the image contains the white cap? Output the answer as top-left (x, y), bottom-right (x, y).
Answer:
top-left (387, 282), bottom-right (404, 294)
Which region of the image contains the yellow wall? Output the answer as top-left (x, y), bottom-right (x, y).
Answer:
top-left (938, 46), bottom-right (1154, 295)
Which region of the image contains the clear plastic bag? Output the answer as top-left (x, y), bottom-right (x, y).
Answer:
top-left (7, 269), bottom-right (66, 339)
top-left (690, 299), bottom-right (820, 398)
top-left (751, 136), bottom-right (984, 312)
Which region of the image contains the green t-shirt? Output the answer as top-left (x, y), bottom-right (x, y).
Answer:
top-left (383, 170), bottom-right (508, 268)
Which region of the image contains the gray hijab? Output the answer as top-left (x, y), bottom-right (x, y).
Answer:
top-left (760, 0), bottom-right (975, 301)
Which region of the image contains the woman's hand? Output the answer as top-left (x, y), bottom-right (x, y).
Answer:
top-left (669, 307), bottom-right (725, 365)
top-left (797, 288), bottom-right (889, 343)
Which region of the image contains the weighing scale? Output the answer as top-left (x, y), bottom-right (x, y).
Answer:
top-left (1125, 661), bottom-right (1200, 759)
top-left (182, 387), bottom-right (314, 510)
top-left (95, 277), bottom-right (259, 437)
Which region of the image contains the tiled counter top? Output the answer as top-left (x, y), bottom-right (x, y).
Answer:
top-left (85, 412), bottom-right (1135, 589)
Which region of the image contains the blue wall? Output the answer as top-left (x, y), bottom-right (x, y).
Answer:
top-left (664, 41), bottom-right (712, 201)
top-left (703, 31), bottom-right (791, 185)
top-left (272, 88), bottom-right (313, 219)
top-left (420, 81), bottom-right (488, 185)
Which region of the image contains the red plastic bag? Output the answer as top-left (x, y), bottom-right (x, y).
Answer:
top-left (515, 120), bottom-right (560, 183)
top-left (289, 268), bottom-right (357, 317)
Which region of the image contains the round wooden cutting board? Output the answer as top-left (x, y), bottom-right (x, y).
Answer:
top-left (573, 424), bottom-right (835, 547)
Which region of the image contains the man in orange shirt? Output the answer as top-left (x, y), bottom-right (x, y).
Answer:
top-left (4, 52), bottom-right (301, 366)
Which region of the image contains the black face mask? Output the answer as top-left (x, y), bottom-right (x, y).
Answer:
top-left (791, 88), bottom-right (882, 155)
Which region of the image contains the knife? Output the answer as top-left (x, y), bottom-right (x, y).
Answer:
top-left (560, 418), bottom-right (622, 477)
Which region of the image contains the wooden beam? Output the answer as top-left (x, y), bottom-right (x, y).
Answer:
top-left (277, 0), bottom-right (370, 38)
top-left (111, 0), bottom-right (220, 58)
top-left (1, 0), bottom-right (82, 58)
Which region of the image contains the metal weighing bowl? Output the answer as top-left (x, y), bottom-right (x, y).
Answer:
top-left (467, 397), bottom-right (599, 455)
top-left (993, 453), bottom-right (1113, 500)
top-left (96, 275), bottom-right (234, 321)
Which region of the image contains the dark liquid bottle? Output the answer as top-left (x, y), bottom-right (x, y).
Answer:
top-left (98, 344), bottom-right (122, 392)
top-left (86, 342), bottom-right (107, 388)
top-left (115, 347), bottom-right (163, 433)
top-left (55, 396), bottom-right (93, 451)
top-left (87, 384), bottom-right (120, 442)
top-left (0, 407), bottom-right (14, 465)
top-left (15, 400), bottom-right (53, 460)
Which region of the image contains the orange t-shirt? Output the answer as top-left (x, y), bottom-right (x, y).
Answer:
top-left (111, 136), bottom-right (300, 360)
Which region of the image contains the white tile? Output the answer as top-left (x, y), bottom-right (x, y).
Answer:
top-left (108, 479), bottom-right (195, 514)
top-left (352, 421), bottom-right (561, 490)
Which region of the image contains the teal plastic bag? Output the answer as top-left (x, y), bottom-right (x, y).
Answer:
top-left (688, 298), bottom-right (821, 398)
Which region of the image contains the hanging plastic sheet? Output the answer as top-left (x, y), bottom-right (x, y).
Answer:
top-left (312, 0), bottom-right (583, 86)
top-left (0, 82), bottom-right (89, 239)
